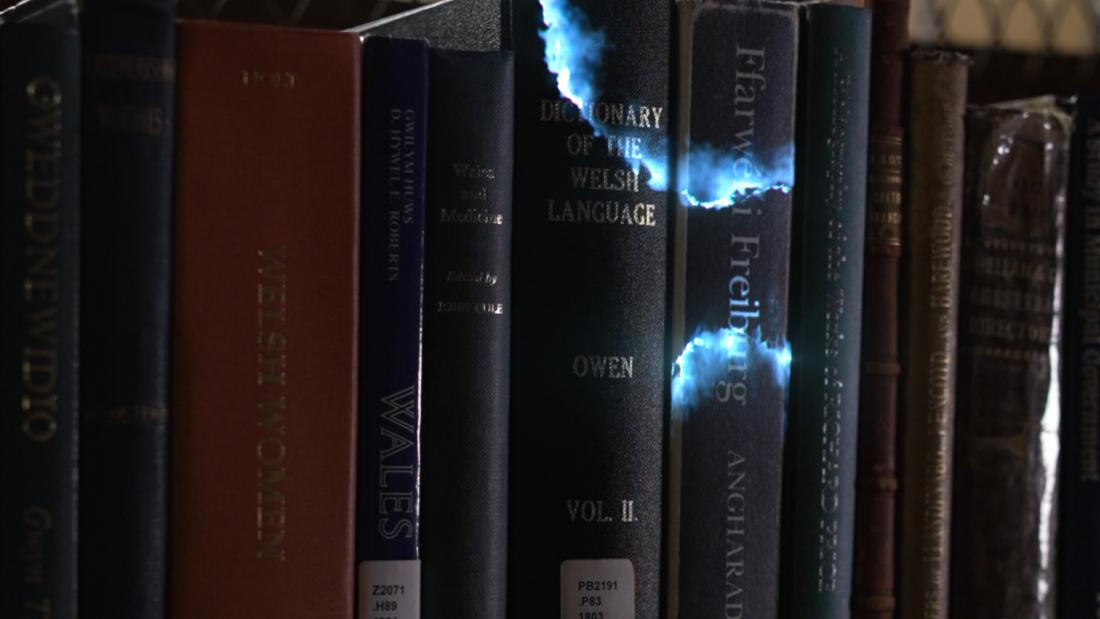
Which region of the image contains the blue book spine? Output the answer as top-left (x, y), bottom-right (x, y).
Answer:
top-left (1061, 96), bottom-right (1100, 619)
top-left (675, 2), bottom-right (797, 617)
top-left (0, 8), bottom-right (81, 619)
top-left (78, 1), bottom-right (176, 618)
top-left (357, 36), bottom-right (429, 619)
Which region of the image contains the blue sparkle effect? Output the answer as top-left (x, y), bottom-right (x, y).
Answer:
top-left (538, 0), bottom-right (794, 207)
top-left (539, 0), bottom-right (796, 411)
top-left (671, 328), bottom-right (792, 414)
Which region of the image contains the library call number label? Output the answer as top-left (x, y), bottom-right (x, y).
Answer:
top-left (360, 560), bottom-right (420, 619)
top-left (561, 559), bottom-right (635, 619)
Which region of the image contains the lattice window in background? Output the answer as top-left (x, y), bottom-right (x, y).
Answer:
top-left (911, 0), bottom-right (1100, 54)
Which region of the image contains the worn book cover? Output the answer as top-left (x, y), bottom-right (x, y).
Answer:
top-left (898, 50), bottom-right (969, 619)
top-left (951, 97), bottom-right (1070, 619)
top-left (853, 0), bottom-right (910, 613)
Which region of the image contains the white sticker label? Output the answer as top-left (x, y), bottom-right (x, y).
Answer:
top-left (359, 560), bottom-right (420, 619)
top-left (560, 559), bottom-right (635, 619)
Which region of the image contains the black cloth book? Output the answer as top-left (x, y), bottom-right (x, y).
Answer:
top-left (0, 2), bottom-right (81, 617)
top-left (421, 48), bottom-right (513, 619)
top-left (78, 1), bottom-right (176, 617)
top-left (509, 0), bottom-right (671, 616)
top-left (1060, 95), bottom-right (1100, 619)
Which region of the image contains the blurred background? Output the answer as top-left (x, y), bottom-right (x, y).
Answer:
top-left (180, 0), bottom-right (1100, 101)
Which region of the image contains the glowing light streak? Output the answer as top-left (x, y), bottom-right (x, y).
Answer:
top-left (671, 328), bottom-right (792, 414)
top-left (538, 0), bottom-right (794, 207)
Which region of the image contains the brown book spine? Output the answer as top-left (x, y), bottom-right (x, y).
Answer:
top-left (853, 0), bottom-right (909, 616)
top-left (898, 50), bottom-right (969, 619)
top-left (950, 98), bottom-right (1070, 619)
top-left (169, 20), bottom-right (361, 619)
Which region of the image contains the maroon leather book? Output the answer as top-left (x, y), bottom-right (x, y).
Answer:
top-left (853, 0), bottom-right (909, 617)
top-left (170, 19), bottom-right (360, 619)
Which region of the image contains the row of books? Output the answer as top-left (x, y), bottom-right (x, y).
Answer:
top-left (1, 0), bottom-right (1096, 618)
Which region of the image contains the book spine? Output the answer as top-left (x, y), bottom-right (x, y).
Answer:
top-left (357, 36), bottom-right (428, 619)
top-left (675, 3), bottom-right (796, 617)
top-left (421, 49), bottom-right (513, 619)
top-left (78, 2), bottom-right (176, 618)
top-left (509, 0), bottom-right (670, 616)
top-left (1061, 95), bottom-right (1100, 619)
top-left (785, 5), bottom-right (870, 618)
top-left (0, 20), bottom-right (81, 619)
top-left (170, 21), bottom-right (361, 619)
top-left (898, 50), bottom-right (968, 619)
top-left (853, 0), bottom-right (908, 615)
top-left (950, 99), bottom-right (1070, 619)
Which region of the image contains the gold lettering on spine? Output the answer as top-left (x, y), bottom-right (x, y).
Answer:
top-left (21, 77), bottom-right (63, 444)
top-left (18, 75), bottom-right (64, 615)
top-left (867, 136), bottom-right (904, 246)
top-left (256, 245), bottom-right (289, 560)
top-left (918, 81), bottom-right (963, 619)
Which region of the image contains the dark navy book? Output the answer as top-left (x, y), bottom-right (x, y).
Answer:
top-left (1061, 95), bottom-right (1100, 619)
top-left (672, 1), bottom-right (797, 617)
top-left (0, 1), bottom-right (81, 617)
top-left (783, 4), bottom-right (870, 618)
top-left (421, 49), bottom-right (513, 619)
top-left (357, 35), bottom-right (429, 619)
top-left (78, 1), bottom-right (176, 618)
top-left (509, 0), bottom-right (670, 617)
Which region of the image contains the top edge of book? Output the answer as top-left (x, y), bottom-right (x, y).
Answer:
top-left (345, 0), bottom-right (500, 51)
top-left (697, 0), bottom-right (800, 15)
top-left (179, 17), bottom-right (361, 40)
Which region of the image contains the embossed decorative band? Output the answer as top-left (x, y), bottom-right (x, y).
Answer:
top-left (859, 476), bottom-right (899, 492)
top-left (856, 594), bottom-right (897, 612)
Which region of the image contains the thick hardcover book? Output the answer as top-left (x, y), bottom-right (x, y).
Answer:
top-left (421, 49), bottom-right (513, 619)
top-left (853, 0), bottom-right (909, 615)
top-left (170, 20), bottom-right (361, 619)
top-left (674, 3), bottom-right (797, 618)
top-left (0, 4), bottom-right (81, 618)
top-left (78, 1), bottom-right (175, 618)
top-left (509, 0), bottom-right (670, 616)
top-left (1062, 95), bottom-right (1100, 619)
top-left (898, 50), bottom-right (969, 619)
top-left (784, 5), bottom-right (870, 618)
top-left (357, 36), bottom-right (428, 619)
top-left (950, 98), bottom-right (1070, 619)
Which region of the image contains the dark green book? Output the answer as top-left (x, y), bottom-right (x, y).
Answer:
top-left (784, 4), bottom-right (871, 618)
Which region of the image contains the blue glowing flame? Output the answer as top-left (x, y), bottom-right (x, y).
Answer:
top-left (671, 328), bottom-right (792, 413)
top-left (681, 143), bottom-right (795, 209)
top-left (538, 0), bottom-right (794, 207)
top-left (540, 0), bottom-right (668, 190)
